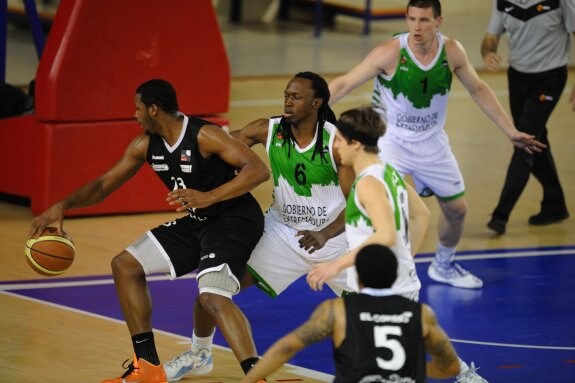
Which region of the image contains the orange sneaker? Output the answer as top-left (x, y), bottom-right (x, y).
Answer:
top-left (102, 355), bottom-right (168, 383)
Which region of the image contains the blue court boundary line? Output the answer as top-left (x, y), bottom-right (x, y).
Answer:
top-left (417, 244), bottom-right (575, 257)
top-left (450, 338), bottom-right (575, 351)
top-left (3, 244), bottom-right (575, 290)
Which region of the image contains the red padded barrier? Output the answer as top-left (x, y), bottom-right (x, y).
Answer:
top-left (0, 115), bottom-right (229, 216)
top-left (33, 121), bottom-right (168, 216)
top-left (0, 115), bottom-right (38, 197)
top-left (35, 0), bottom-right (230, 122)
top-left (0, 0), bottom-right (232, 216)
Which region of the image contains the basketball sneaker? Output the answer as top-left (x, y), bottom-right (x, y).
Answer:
top-left (455, 361), bottom-right (488, 383)
top-left (163, 348), bottom-right (213, 382)
top-left (428, 260), bottom-right (483, 289)
top-left (102, 355), bottom-right (168, 383)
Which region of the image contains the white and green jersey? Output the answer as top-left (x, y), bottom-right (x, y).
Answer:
top-left (265, 117), bottom-right (346, 231)
top-left (346, 163), bottom-right (421, 295)
top-left (372, 32), bottom-right (452, 143)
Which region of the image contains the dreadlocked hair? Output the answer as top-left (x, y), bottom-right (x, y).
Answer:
top-left (277, 71), bottom-right (337, 163)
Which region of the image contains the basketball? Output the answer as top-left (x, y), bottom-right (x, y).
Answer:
top-left (25, 227), bottom-right (76, 276)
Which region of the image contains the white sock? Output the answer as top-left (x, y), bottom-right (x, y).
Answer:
top-left (191, 329), bottom-right (215, 352)
top-left (458, 358), bottom-right (469, 374)
top-left (436, 243), bottom-right (456, 265)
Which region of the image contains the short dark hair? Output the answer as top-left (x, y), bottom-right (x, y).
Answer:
top-left (407, 0), bottom-right (442, 17)
top-left (135, 79), bottom-right (179, 114)
top-left (337, 106), bottom-right (385, 153)
top-left (355, 244), bottom-right (398, 289)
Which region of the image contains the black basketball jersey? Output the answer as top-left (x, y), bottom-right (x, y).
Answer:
top-left (146, 115), bottom-right (243, 223)
top-left (334, 294), bottom-right (425, 383)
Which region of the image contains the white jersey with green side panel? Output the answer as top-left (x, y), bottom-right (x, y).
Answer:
top-left (372, 32), bottom-right (452, 143)
top-left (265, 117), bottom-right (346, 231)
top-left (345, 163), bottom-right (421, 296)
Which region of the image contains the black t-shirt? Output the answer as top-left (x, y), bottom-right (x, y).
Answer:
top-left (146, 115), bottom-right (243, 223)
top-left (334, 294), bottom-right (425, 383)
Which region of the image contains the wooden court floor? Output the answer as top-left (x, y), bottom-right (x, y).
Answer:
top-left (1, 70), bottom-right (574, 382)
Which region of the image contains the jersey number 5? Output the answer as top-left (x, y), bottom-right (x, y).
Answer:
top-left (374, 325), bottom-right (406, 371)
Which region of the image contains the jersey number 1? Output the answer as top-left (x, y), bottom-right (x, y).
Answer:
top-left (420, 77), bottom-right (428, 94)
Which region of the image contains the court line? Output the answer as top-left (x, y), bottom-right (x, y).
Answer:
top-left (0, 273), bottom-right (196, 291)
top-left (0, 290), bottom-right (334, 382)
top-left (450, 338), bottom-right (575, 351)
top-left (4, 247), bottom-right (575, 364)
top-left (414, 248), bottom-right (575, 263)
top-left (230, 88), bottom-right (573, 108)
top-left (5, 287), bottom-right (574, 357)
top-left (3, 247), bottom-right (574, 290)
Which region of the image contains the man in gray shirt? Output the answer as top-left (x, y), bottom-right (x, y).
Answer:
top-left (481, 0), bottom-right (575, 235)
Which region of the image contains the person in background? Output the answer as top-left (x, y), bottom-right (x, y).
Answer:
top-left (482, 0), bottom-right (574, 235)
top-left (327, 0), bottom-right (545, 290)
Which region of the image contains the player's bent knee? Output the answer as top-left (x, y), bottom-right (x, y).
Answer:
top-left (441, 198), bottom-right (468, 220)
top-left (111, 251), bottom-right (141, 274)
top-left (198, 264), bottom-right (239, 299)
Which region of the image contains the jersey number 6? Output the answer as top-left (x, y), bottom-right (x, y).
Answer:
top-left (295, 163), bottom-right (307, 185)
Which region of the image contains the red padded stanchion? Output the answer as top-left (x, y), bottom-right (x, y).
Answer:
top-left (0, 0), bottom-right (231, 216)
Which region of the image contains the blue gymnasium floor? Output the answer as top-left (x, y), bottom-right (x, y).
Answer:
top-left (3, 246), bottom-right (575, 382)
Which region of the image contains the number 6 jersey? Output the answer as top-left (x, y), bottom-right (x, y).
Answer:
top-left (265, 117), bottom-right (346, 231)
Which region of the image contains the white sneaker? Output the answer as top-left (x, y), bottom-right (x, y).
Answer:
top-left (163, 348), bottom-right (213, 382)
top-left (428, 260), bottom-right (483, 289)
top-left (455, 362), bottom-right (488, 383)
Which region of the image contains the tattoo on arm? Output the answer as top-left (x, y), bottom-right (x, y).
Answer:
top-left (294, 300), bottom-right (335, 346)
top-left (428, 337), bottom-right (456, 372)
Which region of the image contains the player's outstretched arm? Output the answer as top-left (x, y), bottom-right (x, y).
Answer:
top-left (29, 134), bottom-right (148, 237)
top-left (307, 176), bottom-right (395, 291)
top-left (230, 118), bottom-right (269, 147)
top-left (240, 299), bottom-right (338, 383)
top-left (447, 37), bottom-right (545, 154)
top-left (307, 255), bottom-right (350, 291)
top-left (329, 39), bottom-right (398, 105)
top-left (422, 304), bottom-right (460, 379)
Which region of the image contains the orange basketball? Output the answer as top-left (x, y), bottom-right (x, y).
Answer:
top-left (25, 227), bottom-right (76, 276)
